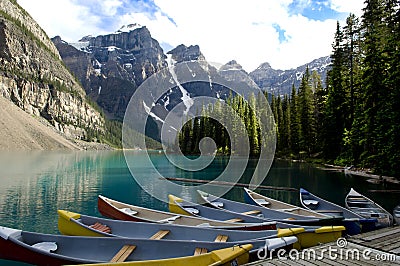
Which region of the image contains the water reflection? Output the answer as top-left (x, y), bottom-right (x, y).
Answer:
top-left (0, 151), bottom-right (398, 266)
top-left (0, 151), bottom-right (112, 234)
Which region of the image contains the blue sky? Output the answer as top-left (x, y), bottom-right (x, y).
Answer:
top-left (18, 0), bottom-right (364, 71)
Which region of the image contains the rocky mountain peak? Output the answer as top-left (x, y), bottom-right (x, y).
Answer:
top-left (79, 35), bottom-right (93, 42)
top-left (116, 23), bottom-right (142, 33)
top-left (220, 60), bottom-right (246, 72)
top-left (54, 25), bottom-right (167, 120)
top-left (250, 56), bottom-right (331, 95)
top-left (167, 44), bottom-right (205, 63)
top-left (256, 62), bottom-right (273, 70)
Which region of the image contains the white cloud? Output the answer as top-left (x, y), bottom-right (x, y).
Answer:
top-left (100, 0), bottom-right (123, 16)
top-left (330, 0), bottom-right (365, 17)
top-left (17, 0), bottom-right (365, 71)
top-left (17, 0), bottom-right (107, 41)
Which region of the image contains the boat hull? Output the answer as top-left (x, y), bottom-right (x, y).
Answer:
top-left (0, 237), bottom-right (73, 266)
top-left (71, 244), bottom-right (251, 266)
top-left (169, 194), bottom-right (345, 249)
top-left (292, 227), bottom-right (343, 250)
top-left (345, 188), bottom-right (393, 228)
top-left (58, 210), bottom-right (284, 241)
top-left (58, 209), bottom-right (343, 252)
top-left (394, 205), bottom-right (400, 225)
top-left (195, 191), bottom-right (343, 227)
top-left (243, 188), bottom-right (328, 219)
top-left (98, 196), bottom-right (276, 231)
top-left (0, 234), bottom-right (252, 266)
top-left (0, 225), bottom-right (296, 265)
top-left (299, 188), bottom-right (379, 234)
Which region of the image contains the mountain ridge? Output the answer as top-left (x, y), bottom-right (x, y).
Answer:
top-left (250, 56), bottom-right (331, 95)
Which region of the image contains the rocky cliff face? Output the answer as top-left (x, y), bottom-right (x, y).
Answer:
top-left (54, 25), bottom-right (167, 119)
top-left (0, 0), bottom-right (105, 141)
top-left (250, 56), bottom-right (331, 95)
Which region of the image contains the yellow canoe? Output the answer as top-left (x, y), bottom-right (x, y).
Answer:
top-left (67, 244), bottom-right (252, 266)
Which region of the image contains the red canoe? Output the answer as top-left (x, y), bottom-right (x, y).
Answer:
top-left (98, 195), bottom-right (276, 231)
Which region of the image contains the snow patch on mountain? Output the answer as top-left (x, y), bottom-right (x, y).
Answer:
top-left (116, 23), bottom-right (142, 33)
top-left (166, 54), bottom-right (194, 115)
top-left (143, 101), bottom-right (165, 123)
top-left (69, 41), bottom-right (90, 52)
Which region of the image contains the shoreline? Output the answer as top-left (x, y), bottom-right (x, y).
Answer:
top-left (321, 164), bottom-right (400, 185)
top-left (276, 157), bottom-right (399, 185)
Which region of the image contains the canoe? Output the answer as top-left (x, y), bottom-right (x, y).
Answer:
top-left (244, 188), bottom-right (328, 218)
top-left (57, 210), bottom-right (298, 258)
top-left (394, 205), bottom-right (400, 225)
top-left (169, 194), bottom-right (345, 249)
top-left (58, 209), bottom-right (292, 241)
top-left (196, 190), bottom-right (342, 226)
top-left (345, 188), bottom-right (393, 228)
top-left (299, 188), bottom-right (377, 234)
top-left (98, 195), bottom-right (276, 231)
top-left (0, 225), bottom-right (254, 265)
top-left (68, 245), bottom-right (253, 266)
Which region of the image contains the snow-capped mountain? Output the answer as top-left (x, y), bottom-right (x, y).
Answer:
top-left (250, 56), bottom-right (331, 96)
top-left (53, 24), bottom-right (331, 141)
top-left (53, 25), bottom-right (166, 119)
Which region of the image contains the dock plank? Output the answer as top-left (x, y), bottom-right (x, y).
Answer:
top-left (359, 227), bottom-right (400, 242)
top-left (246, 227), bottom-right (400, 265)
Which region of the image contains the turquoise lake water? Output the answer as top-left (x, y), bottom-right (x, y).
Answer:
top-left (0, 151), bottom-right (398, 265)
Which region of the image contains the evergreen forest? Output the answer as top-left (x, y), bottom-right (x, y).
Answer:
top-left (178, 0), bottom-right (400, 178)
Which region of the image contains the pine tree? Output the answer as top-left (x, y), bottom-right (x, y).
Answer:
top-left (380, 0), bottom-right (400, 176)
top-left (289, 85), bottom-right (300, 155)
top-left (281, 95), bottom-right (291, 153)
top-left (323, 22), bottom-right (348, 160)
top-left (298, 67), bottom-right (316, 155)
top-left (359, 0), bottom-right (388, 170)
top-left (311, 70), bottom-right (325, 153)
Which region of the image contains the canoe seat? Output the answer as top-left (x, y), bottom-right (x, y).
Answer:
top-left (347, 200), bottom-right (370, 204)
top-left (120, 208), bottom-right (138, 215)
top-left (211, 201), bottom-right (224, 208)
top-left (194, 247), bottom-right (208, 256)
top-left (214, 235), bottom-right (228, 242)
top-left (32, 242), bottom-right (57, 253)
top-left (150, 230), bottom-right (170, 240)
top-left (159, 215), bottom-right (181, 223)
top-left (303, 200), bottom-right (319, 206)
top-left (224, 218), bottom-right (244, 223)
top-left (255, 199), bottom-right (270, 206)
top-left (347, 196), bottom-right (365, 199)
top-left (89, 222), bottom-right (112, 234)
top-left (242, 210), bottom-right (261, 215)
top-left (110, 245), bottom-right (136, 262)
top-left (184, 207), bottom-right (200, 215)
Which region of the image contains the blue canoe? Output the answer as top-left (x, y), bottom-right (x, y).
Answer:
top-left (345, 188), bottom-right (393, 228)
top-left (196, 190), bottom-right (342, 227)
top-left (300, 188), bottom-right (377, 234)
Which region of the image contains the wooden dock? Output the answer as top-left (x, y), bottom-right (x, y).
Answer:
top-left (247, 226), bottom-right (400, 265)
